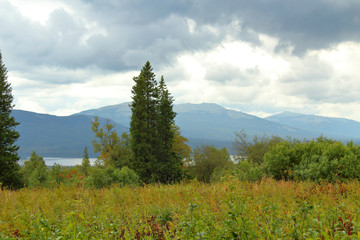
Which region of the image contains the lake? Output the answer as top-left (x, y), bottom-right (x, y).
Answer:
top-left (20, 157), bottom-right (97, 166)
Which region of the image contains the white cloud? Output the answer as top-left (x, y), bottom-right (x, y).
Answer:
top-left (161, 36), bottom-right (360, 121)
top-left (10, 0), bottom-right (70, 25)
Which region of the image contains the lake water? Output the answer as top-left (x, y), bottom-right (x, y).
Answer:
top-left (20, 157), bottom-right (97, 166)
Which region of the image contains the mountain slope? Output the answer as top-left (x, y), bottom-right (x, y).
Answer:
top-left (77, 102), bottom-right (132, 127)
top-left (12, 110), bottom-right (127, 158)
top-left (266, 111), bottom-right (360, 140)
top-left (77, 103), bottom-right (316, 143)
top-left (14, 103), bottom-right (359, 158)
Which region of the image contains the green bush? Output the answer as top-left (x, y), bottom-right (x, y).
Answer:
top-left (264, 137), bottom-right (360, 182)
top-left (294, 140), bottom-right (360, 182)
top-left (233, 160), bottom-right (265, 181)
top-left (86, 166), bottom-right (140, 188)
top-left (188, 145), bottom-right (233, 182)
top-left (20, 151), bottom-right (48, 187)
top-left (264, 140), bottom-right (299, 180)
top-left (113, 166), bottom-right (140, 186)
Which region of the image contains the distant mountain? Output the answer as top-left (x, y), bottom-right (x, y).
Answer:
top-left (12, 110), bottom-right (127, 158)
top-left (77, 102), bottom-right (132, 127)
top-left (13, 103), bottom-right (359, 158)
top-left (266, 111), bottom-right (360, 141)
top-left (76, 103), bottom-right (317, 146)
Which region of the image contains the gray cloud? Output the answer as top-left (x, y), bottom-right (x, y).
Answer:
top-left (188, 0), bottom-right (360, 54)
top-left (2, 0), bottom-right (358, 78)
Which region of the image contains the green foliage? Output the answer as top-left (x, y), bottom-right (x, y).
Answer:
top-left (86, 166), bottom-right (140, 188)
top-left (0, 51), bottom-right (22, 189)
top-left (48, 163), bottom-right (63, 185)
top-left (233, 160), bottom-right (265, 181)
top-left (91, 117), bottom-right (120, 166)
top-left (293, 139), bottom-right (360, 182)
top-left (172, 124), bottom-right (192, 162)
top-left (210, 159), bottom-right (265, 182)
top-left (233, 129), bottom-right (283, 165)
top-left (91, 118), bottom-right (131, 169)
top-left (264, 140), bottom-right (299, 180)
top-left (189, 145), bottom-right (233, 182)
top-left (20, 151), bottom-right (48, 187)
top-left (113, 166), bottom-right (140, 187)
top-left (264, 137), bottom-right (360, 182)
top-left (232, 131), bottom-right (360, 182)
top-left (80, 147), bottom-right (91, 177)
top-left (108, 132), bottom-right (132, 169)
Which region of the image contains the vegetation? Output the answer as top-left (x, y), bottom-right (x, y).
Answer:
top-left (212, 133), bottom-right (360, 183)
top-left (188, 145), bottom-right (233, 183)
top-left (265, 137), bottom-right (360, 182)
top-left (0, 51), bottom-right (22, 189)
top-left (91, 118), bottom-right (131, 169)
top-left (19, 151), bottom-right (48, 187)
top-left (2, 179), bottom-right (360, 239)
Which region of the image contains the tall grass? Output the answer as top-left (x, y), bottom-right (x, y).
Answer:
top-left (1, 179), bottom-right (360, 239)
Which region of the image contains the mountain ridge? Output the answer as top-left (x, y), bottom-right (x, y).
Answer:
top-left (12, 103), bottom-right (360, 158)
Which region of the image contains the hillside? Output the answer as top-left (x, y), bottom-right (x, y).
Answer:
top-left (266, 111), bottom-right (360, 141)
top-left (77, 103), bottom-right (318, 144)
top-left (12, 110), bottom-right (127, 158)
top-left (13, 103), bottom-right (360, 158)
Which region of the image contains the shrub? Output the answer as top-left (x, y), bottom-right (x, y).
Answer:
top-left (188, 145), bottom-right (233, 182)
top-left (113, 166), bottom-right (140, 186)
top-left (233, 160), bottom-right (265, 181)
top-left (264, 137), bottom-right (360, 182)
top-left (264, 141), bottom-right (299, 180)
top-left (294, 140), bottom-right (360, 182)
top-left (86, 166), bottom-right (140, 188)
top-left (20, 151), bottom-right (48, 187)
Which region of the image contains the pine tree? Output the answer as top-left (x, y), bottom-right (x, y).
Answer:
top-left (0, 51), bottom-right (22, 189)
top-left (130, 61), bottom-right (159, 182)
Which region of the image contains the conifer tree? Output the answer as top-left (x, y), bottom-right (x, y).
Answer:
top-left (130, 61), bottom-right (185, 183)
top-left (156, 76), bottom-right (182, 182)
top-left (81, 147), bottom-right (90, 177)
top-left (0, 51), bottom-right (22, 188)
top-left (130, 61), bottom-right (159, 182)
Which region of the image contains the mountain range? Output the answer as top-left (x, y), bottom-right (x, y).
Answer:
top-left (12, 103), bottom-right (360, 158)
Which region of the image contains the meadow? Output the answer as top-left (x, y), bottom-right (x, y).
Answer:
top-left (1, 179), bottom-right (360, 239)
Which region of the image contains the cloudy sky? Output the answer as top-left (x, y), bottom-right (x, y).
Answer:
top-left (1, 0), bottom-right (360, 121)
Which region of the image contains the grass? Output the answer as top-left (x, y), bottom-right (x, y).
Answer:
top-left (1, 179), bottom-right (360, 239)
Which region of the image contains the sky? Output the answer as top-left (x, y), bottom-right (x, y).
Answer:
top-left (1, 0), bottom-right (360, 121)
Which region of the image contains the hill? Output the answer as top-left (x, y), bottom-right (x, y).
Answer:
top-left (76, 103), bottom-right (318, 148)
top-left (12, 110), bottom-right (127, 158)
top-left (266, 111), bottom-right (360, 141)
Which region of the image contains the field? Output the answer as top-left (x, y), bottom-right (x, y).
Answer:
top-left (1, 179), bottom-right (360, 239)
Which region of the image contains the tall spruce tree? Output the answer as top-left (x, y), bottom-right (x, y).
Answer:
top-left (130, 61), bottom-right (160, 182)
top-left (156, 76), bottom-right (182, 183)
top-left (0, 51), bottom-right (22, 189)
